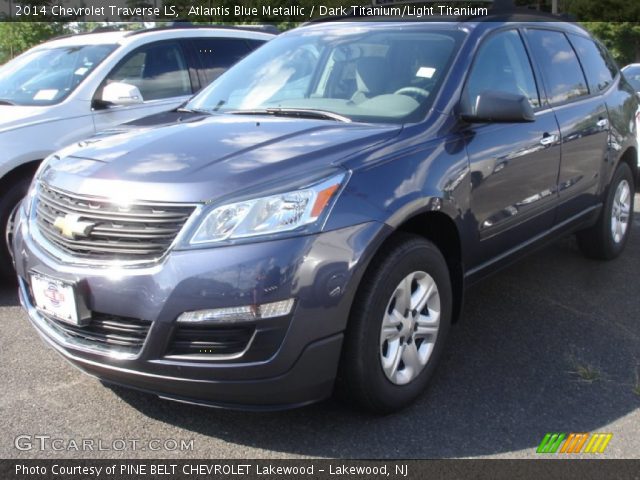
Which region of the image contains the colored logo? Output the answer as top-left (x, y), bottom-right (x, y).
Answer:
top-left (537, 433), bottom-right (612, 454)
top-left (44, 283), bottom-right (65, 307)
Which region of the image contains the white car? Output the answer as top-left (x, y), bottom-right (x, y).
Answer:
top-left (0, 25), bottom-right (274, 278)
top-left (621, 64), bottom-right (640, 170)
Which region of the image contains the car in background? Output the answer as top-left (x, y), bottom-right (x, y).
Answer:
top-left (622, 63), bottom-right (640, 93)
top-left (0, 25), bottom-right (275, 280)
top-left (622, 64), bottom-right (640, 167)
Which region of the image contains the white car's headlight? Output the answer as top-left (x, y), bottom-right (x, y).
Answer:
top-left (190, 172), bottom-right (347, 245)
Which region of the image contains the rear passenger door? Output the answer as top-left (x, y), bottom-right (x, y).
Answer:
top-left (464, 29), bottom-right (562, 266)
top-left (188, 37), bottom-right (263, 89)
top-left (525, 29), bottom-right (610, 222)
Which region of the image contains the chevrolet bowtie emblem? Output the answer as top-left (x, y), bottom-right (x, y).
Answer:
top-left (53, 214), bottom-right (95, 239)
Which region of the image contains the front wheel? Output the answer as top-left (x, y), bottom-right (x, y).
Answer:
top-left (340, 234), bottom-right (452, 413)
top-left (577, 162), bottom-right (635, 260)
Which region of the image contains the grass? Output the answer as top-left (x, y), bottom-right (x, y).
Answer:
top-left (573, 364), bottom-right (602, 383)
top-left (566, 351), bottom-right (602, 383)
top-left (633, 368), bottom-right (640, 397)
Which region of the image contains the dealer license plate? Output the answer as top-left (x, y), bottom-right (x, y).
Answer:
top-left (30, 273), bottom-right (79, 325)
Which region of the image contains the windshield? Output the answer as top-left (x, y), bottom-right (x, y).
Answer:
top-left (0, 44), bottom-right (116, 106)
top-left (187, 25), bottom-right (464, 124)
top-left (623, 66), bottom-right (640, 91)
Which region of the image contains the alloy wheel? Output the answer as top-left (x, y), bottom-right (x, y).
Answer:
top-left (379, 271), bottom-right (440, 385)
top-left (611, 179), bottom-right (631, 244)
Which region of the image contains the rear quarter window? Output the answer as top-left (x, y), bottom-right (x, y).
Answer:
top-left (568, 34), bottom-right (614, 93)
top-left (525, 29), bottom-right (589, 105)
top-left (192, 38), bottom-right (255, 84)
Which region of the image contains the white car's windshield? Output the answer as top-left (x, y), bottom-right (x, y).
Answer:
top-left (0, 44), bottom-right (116, 106)
top-left (187, 25), bottom-right (464, 124)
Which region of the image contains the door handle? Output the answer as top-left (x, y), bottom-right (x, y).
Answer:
top-left (540, 133), bottom-right (557, 146)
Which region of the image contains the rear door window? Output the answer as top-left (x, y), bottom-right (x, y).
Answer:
top-left (525, 29), bottom-right (589, 105)
top-left (568, 34), bottom-right (614, 93)
top-left (191, 38), bottom-right (256, 84)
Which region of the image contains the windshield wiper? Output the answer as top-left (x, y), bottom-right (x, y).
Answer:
top-left (0, 99), bottom-right (16, 106)
top-left (175, 107), bottom-right (211, 115)
top-left (177, 100), bottom-right (225, 115)
top-left (228, 108), bottom-right (351, 123)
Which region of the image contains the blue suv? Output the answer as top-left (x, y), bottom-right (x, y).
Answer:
top-left (12, 18), bottom-right (638, 412)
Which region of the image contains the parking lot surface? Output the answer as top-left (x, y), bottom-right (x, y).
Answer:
top-left (1, 195), bottom-right (639, 459)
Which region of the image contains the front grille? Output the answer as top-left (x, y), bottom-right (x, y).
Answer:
top-left (167, 325), bottom-right (255, 357)
top-left (42, 312), bottom-right (151, 352)
top-left (35, 183), bottom-right (196, 262)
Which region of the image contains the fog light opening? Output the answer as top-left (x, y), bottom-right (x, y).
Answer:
top-left (177, 299), bottom-right (295, 324)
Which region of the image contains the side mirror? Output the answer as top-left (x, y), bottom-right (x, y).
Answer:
top-left (100, 82), bottom-right (144, 107)
top-left (460, 90), bottom-right (535, 123)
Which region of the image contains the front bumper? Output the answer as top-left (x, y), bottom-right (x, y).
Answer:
top-left (13, 206), bottom-right (387, 409)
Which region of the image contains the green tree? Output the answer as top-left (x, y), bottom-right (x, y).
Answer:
top-left (0, 22), bottom-right (67, 64)
top-left (581, 22), bottom-right (640, 65)
top-left (563, 0), bottom-right (640, 65)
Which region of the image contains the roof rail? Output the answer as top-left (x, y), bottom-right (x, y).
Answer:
top-left (124, 23), bottom-right (279, 37)
top-left (91, 25), bottom-right (126, 33)
top-left (51, 26), bottom-right (127, 42)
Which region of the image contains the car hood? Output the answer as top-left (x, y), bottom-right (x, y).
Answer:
top-left (0, 105), bottom-right (55, 133)
top-left (42, 113), bottom-right (401, 204)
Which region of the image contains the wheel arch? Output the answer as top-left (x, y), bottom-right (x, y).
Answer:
top-left (351, 209), bottom-right (465, 326)
top-left (616, 146), bottom-right (638, 187)
top-left (395, 211), bottom-right (464, 323)
top-left (0, 160), bottom-right (41, 192)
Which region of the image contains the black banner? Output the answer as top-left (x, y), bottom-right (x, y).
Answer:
top-left (0, 0), bottom-right (637, 23)
top-left (3, 459), bottom-right (640, 480)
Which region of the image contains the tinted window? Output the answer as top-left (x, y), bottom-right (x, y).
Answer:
top-left (105, 42), bottom-right (192, 101)
top-left (465, 30), bottom-right (540, 111)
top-left (598, 43), bottom-right (619, 79)
top-left (569, 34), bottom-right (613, 93)
top-left (192, 38), bottom-right (253, 84)
top-left (245, 39), bottom-right (267, 51)
top-left (526, 29), bottom-right (588, 105)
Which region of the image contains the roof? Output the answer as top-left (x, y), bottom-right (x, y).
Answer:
top-left (299, 14), bottom-right (588, 37)
top-left (303, 1), bottom-right (578, 27)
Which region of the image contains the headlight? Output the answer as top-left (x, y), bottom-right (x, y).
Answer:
top-left (190, 172), bottom-right (347, 245)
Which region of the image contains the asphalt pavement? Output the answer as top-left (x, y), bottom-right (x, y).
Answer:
top-left (1, 195), bottom-right (639, 459)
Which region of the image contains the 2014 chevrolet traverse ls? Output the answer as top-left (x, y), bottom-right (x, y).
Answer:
top-left (12, 19), bottom-right (638, 413)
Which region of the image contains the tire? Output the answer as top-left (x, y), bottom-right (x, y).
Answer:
top-left (340, 233), bottom-right (452, 414)
top-left (576, 162), bottom-right (635, 260)
top-left (0, 177), bottom-right (31, 282)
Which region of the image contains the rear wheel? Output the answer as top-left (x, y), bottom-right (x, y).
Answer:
top-left (577, 163), bottom-right (634, 260)
top-left (0, 177), bottom-right (30, 281)
top-left (340, 234), bottom-right (452, 413)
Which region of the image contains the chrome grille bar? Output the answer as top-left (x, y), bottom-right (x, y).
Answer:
top-left (35, 183), bottom-right (197, 262)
